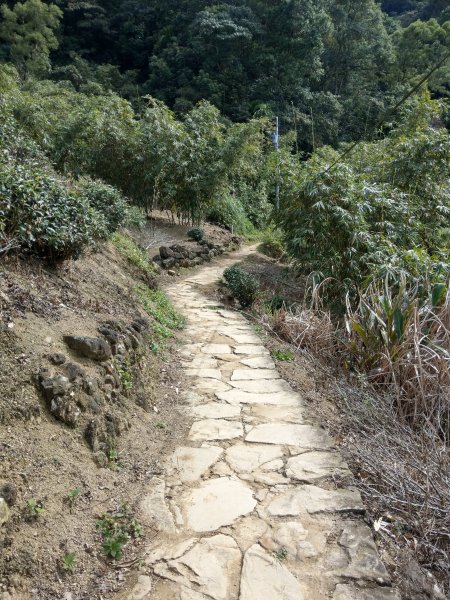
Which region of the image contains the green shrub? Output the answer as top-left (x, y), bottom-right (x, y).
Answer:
top-left (124, 205), bottom-right (146, 228)
top-left (0, 163), bottom-right (106, 261)
top-left (258, 229), bottom-right (285, 260)
top-left (223, 265), bottom-right (259, 308)
top-left (206, 193), bottom-right (253, 235)
top-left (187, 227), bottom-right (205, 242)
top-left (78, 179), bottom-right (127, 233)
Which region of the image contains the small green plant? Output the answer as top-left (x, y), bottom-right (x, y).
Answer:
top-left (187, 227), bottom-right (205, 242)
top-left (27, 498), bottom-right (45, 517)
top-left (117, 360), bottom-right (134, 390)
top-left (112, 233), bottom-right (156, 276)
top-left (61, 552), bottom-right (77, 573)
top-left (96, 505), bottom-right (142, 560)
top-left (135, 285), bottom-right (185, 349)
top-left (155, 421), bottom-right (167, 429)
top-left (271, 349), bottom-right (293, 362)
top-left (273, 547), bottom-right (288, 561)
top-left (107, 449), bottom-right (124, 471)
top-left (223, 265), bottom-right (260, 308)
top-left (66, 488), bottom-right (82, 509)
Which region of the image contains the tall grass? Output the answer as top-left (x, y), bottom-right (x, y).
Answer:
top-left (346, 277), bottom-right (450, 436)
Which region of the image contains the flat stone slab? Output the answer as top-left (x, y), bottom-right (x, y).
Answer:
top-left (217, 389), bottom-right (300, 407)
top-left (336, 522), bottom-right (391, 584)
top-left (225, 333), bottom-right (262, 344)
top-left (240, 544), bottom-right (304, 600)
top-left (286, 451), bottom-right (351, 482)
top-left (333, 585), bottom-right (400, 600)
top-left (126, 575), bottom-right (152, 600)
top-left (140, 478), bottom-right (176, 533)
top-left (229, 379), bottom-right (292, 393)
top-left (244, 405), bottom-right (304, 424)
top-left (267, 485), bottom-right (364, 517)
top-left (153, 534), bottom-right (241, 600)
top-left (189, 419), bottom-right (243, 441)
top-left (225, 443), bottom-right (284, 473)
top-left (201, 344), bottom-right (232, 355)
top-left (245, 423), bottom-right (332, 448)
top-left (231, 369), bottom-right (280, 381)
top-left (183, 357), bottom-right (218, 368)
top-left (193, 379), bottom-right (231, 393)
top-left (191, 403), bottom-right (241, 420)
top-left (171, 446), bottom-right (223, 482)
top-left (240, 356), bottom-right (276, 369)
top-left (183, 477), bottom-right (256, 531)
top-left (184, 368), bottom-right (223, 380)
top-left (234, 345), bottom-right (269, 355)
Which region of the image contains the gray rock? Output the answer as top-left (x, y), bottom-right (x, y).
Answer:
top-left (64, 335), bottom-right (111, 361)
top-left (48, 353), bottom-right (66, 365)
top-left (0, 497), bottom-right (10, 526)
top-left (64, 362), bottom-right (86, 382)
top-left (159, 246), bottom-right (174, 259)
top-left (337, 522), bottom-right (391, 584)
top-left (98, 326), bottom-right (120, 345)
top-left (162, 258), bottom-right (176, 269)
top-left (240, 544), bottom-right (304, 600)
top-left (40, 375), bottom-right (70, 401)
top-left (0, 483), bottom-right (17, 506)
top-left (50, 396), bottom-right (81, 427)
top-left (333, 584), bottom-right (400, 600)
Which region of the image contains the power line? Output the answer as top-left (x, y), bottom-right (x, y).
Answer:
top-left (323, 49), bottom-right (450, 174)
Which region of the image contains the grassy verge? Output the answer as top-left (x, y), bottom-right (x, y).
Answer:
top-left (134, 284), bottom-right (185, 352)
top-left (111, 232), bottom-right (156, 276)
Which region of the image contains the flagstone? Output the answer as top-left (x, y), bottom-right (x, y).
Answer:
top-left (171, 446), bottom-right (223, 482)
top-left (189, 419), bottom-right (243, 441)
top-left (191, 402), bottom-right (241, 420)
top-left (245, 423), bottom-right (332, 448)
top-left (286, 451), bottom-right (351, 482)
top-left (231, 368), bottom-right (280, 380)
top-left (183, 478), bottom-right (256, 532)
top-left (267, 485), bottom-right (364, 517)
top-left (240, 544), bottom-right (304, 600)
top-left (225, 443), bottom-right (284, 473)
top-left (216, 389), bottom-right (300, 406)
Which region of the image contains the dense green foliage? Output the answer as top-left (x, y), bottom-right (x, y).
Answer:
top-left (223, 265), bottom-right (260, 308)
top-left (0, 0), bottom-right (448, 149)
top-left (276, 95), bottom-right (450, 299)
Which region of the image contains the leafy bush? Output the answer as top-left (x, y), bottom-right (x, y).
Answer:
top-left (187, 227), bottom-right (205, 242)
top-left (258, 229), bottom-right (285, 260)
top-left (276, 97), bottom-right (450, 298)
top-left (0, 163), bottom-right (106, 261)
top-left (223, 265), bottom-right (259, 308)
top-left (124, 205), bottom-right (146, 228)
top-left (206, 193), bottom-right (253, 235)
top-left (78, 179), bottom-right (128, 233)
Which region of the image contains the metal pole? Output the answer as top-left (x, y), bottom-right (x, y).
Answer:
top-left (274, 116), bottom-right (280, 211)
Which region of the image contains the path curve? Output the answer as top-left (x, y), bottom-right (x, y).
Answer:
top-left (125, 249), bottom-right (401, 600)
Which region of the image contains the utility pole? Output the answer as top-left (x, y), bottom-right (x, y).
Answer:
top-left (273, 116), bottom-right (280, 211)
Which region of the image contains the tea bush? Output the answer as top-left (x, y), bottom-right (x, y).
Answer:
top-left (223, 265), bottom-right (259, 308)
top-left (0, 163), bottom-right (107, 261)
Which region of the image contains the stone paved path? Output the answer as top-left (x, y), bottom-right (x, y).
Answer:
top-left (125, 251), bottom-right (401, 600)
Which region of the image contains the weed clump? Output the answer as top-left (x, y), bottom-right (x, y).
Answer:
top-left (223, 265), bottom-right (259, 308)
top-left (96, 505), bottom-right (142, 560)
top-left (187, 227), bottom-right (205, 242)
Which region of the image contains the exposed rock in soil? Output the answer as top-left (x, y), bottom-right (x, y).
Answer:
top-left (63, 335), bottom-right (111, 361)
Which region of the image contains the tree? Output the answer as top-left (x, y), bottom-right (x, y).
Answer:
top-left (0, 0), bottom-right (62, 76)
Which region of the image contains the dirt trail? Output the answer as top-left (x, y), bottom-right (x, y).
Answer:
top-left (120, 248), bottom-right (401, 600)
